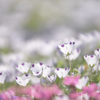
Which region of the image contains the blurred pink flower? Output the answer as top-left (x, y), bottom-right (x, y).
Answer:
top-left (23, 84), bottom-right (62, 100)
top-left (13, 96), bottom-right (31, 100)
top-left (0, 88), bottom-right (16, 100)
top-left (69, 92), bottom-right (80, 99)
top-left (83, 83), bottom-right (99, 99)
top-left (63, 76), bottom-right (80, 86)
top-left (83, 83), bottom-right (98, 94)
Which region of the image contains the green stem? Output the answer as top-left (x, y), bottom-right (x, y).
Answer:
top-left (2, 84), bottom-right (5, 92)
top-left (91, 68), bottom-right (93, 83)
top-left (69, 57), bottom-right (71, 75)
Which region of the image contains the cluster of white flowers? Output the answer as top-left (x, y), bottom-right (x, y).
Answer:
top-left (0, 32), bottom-right (100, 87)
top-left (0, 40), bottom-right (90, 89)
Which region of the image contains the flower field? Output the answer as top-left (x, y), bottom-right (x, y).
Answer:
top-left (0, 32), bottom-right (100, 100)
top-left (1, 0), bottom-right (100, 100)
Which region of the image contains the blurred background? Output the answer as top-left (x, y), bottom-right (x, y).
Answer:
top-left (0, 0), bottom-right (100, 39)
top-left (0, 0), bottom-right (100, 63)
top-left (0, 0), bottom-right (100, 59)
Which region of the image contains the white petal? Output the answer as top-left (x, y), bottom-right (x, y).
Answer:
top-left (75, 76), bottom-right (89, 89)
top-left (15, 76), bottom-right (30, 87)
top-left (16, 62), bottom-right (31, 73)
top-left (0, 72), bottom-right (6, 84)
top-left (42, 66), bottom-right (51, 78)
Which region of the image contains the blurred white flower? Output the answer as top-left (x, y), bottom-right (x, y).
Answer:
top-left (77, 93), bottom-right (89, 100)
top-left (0, 72), bottom-right (6, 84)
top-left (0, 65), bottom-right (15, 82)
top-left (84, 55), bottom-right (98, 67)
top-left (38, 40), bottom-right (56, 56)
top-left (93, 31), bottom-right (100, 42)
top-left (58, 42), bottom-right (75, 55)
top-left (1, 53), bottom-right (25, 65)
top-left (94, 48), bottom-right (100, 59)
top-left (78, 65), bottom-right (85, 74)
top-left (16, 62), bottom-right (31, 73)
top-left (92, 63), bottom-right (100, 72)
top-left (53, 95), bottom-right (69, 100)
top-left (79, 33), bottom-right (95, 44)
top-left (97, 81), bottom-right (100, 87)
top-left (47, 74), bottom-right (57, 83)
top-left (30, 63), bottom-right (44, 77)
top-left (64, 48), bottom-right (81, 60)
top-left (42, 65), bottom-right (52, 78)
top-left (54, 68), bottom-right (70, 78)
top-left (22, 39), bottom-right (56, 56)
top-left (75, 76), bottom-right (89, 89)
top-left (15, 74), bottom-right (30, 87)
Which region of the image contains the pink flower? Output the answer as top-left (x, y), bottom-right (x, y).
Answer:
top-left (23, 84), bottom-right (62, 100)
top-left (33, 84), bottom-right (62, 100)
top-left (23, 86), bottom-right (35, 99)
top-left (63, 76), bottom-right (80, 86)
top-left (83, 83), bottom-right (99, 99)
top-left (83, 83), bottom-right (98, 94)
top-left (89, 92), bottom-right (99, 99)
top-left (0, 88), bottom-right (16, 100)
top-left (69, 92), bottom-right (80, 99)
top-left (12, 97), bottom-right (31, 100)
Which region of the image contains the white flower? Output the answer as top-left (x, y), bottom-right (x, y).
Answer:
top-left (77, 93), bottom-right (89, 100)
top-left (97, 81), bottom-right (100, 87)
top-left (92, 63), bottom-right (100, 73)
top-left (30, 63), bottom-right (44, 77)
top-left (79, 33), bottom-right (95, 44)
top-left (64, 48), bottom-right (81, 60)
top-left (75, 76), bottom-right (89, 89)
top-left (58, 42), bottom-right (75, 55)
top-left (94, 49), bottom-right (100, 59)
top-left (53, 95), bottom-right (69, 100)
top-left (0, 65), bottom-right (14, 82)
top-left (42, 66), bottom-right (52, 78)
top-left (15, 74), bottom-right (31, 87)
top-left (47, 75), bottom-right (57, 83)
top-left (78, 65), bottom-right (85, 74)
top-left (1, 53), bottom-right (25, 65)
top-left (54, 68), bottom-right (70, 78)
top-left (84, 55), bottom-right (98, 67)
top-left (16, 62), bottom-right (31, 73)
top-left (0, 72), bottom-right (6, 84)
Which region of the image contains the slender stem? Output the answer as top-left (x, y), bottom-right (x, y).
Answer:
top-left (68, 57), bottom-right (71, 75)
top-left (2, 84), bottom-right (5, 92)
top-left (91, 67), bottom-right (93, 83)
